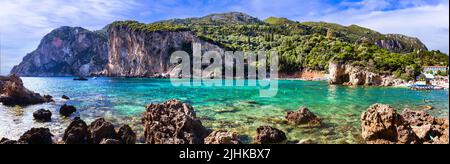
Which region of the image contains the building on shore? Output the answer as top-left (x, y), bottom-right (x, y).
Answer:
top-left (423, 66), bottom-right (448, 75)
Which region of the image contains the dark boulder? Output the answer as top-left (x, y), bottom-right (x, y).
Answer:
top-left (63, 117), bottom-right (90, 144)
top-left (62, 95), bottom-right (70, 100)
top-left (254, 126), bottom-right (287, 144)
top-left (142, 99), bottom-right (209, 144)
top-left (117, 125), bottom-right (136, 144)
top-left (0, 138), bottom-right (23, 144)
top-left (18, 128), bottom-right (53, 144)
top-left (286, 107), bottom-right (321, 125)
top-left (33, 109), bottom-right (52, 122)
top-left (88, 118), bottom-right (117, 144)
top-left (60, 104), bottom-right (76, 117)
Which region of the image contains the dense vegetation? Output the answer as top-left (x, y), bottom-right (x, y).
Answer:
top-left (110, 13), bottom-right (449, 80)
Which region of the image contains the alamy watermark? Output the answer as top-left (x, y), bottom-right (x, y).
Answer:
top-left (169, 43), bottom-right (279, 97)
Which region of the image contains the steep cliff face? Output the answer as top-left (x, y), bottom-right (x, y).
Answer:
top-left (375, 34), bottom-right (428, 53)
top-left (11, 27), bottom-right (108, 77)
top-left (328, 62), bottom-right (406, 86)
top-left (102, 25), bottom-right (224, 77)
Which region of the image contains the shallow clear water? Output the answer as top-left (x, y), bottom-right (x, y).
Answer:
top-left (1, 77), bottom-right (448, 143)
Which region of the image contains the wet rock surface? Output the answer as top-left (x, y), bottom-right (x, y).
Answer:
top-left (142, 99), bottom-right (209, 144)
top-left (100, 138), bottom-right (121, 144)
top-left (286, 107), bottom-right (321, 125)
top-left (18, 128), bottom-right (54, 144)
top-left (254, 126), bottom-right (287, 144)
top-left (117, 125), bottom-right (136, 144)
top-left (0, 75), bottom-right (53, 106)
top-left (204, 130), bottom-right (242, 144)
top-left (33, 109), bottom-right (52, 122)
top-left (88, 118), bottom-right (117, 144)
top-left (59, 104), bottom-right (77, 117)
top-left (63, 117), bottom-right (90, 144)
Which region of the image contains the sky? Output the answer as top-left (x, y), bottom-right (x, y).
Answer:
top-left (0, 0), bottom-right (449, 75)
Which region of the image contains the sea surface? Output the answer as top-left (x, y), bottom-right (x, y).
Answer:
top-left (1, 77), bottom-right (448, 143)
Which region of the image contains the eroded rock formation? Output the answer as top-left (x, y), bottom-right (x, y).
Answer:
top-left (361, 104), bottom-right (449, 144)
top-left (0, 74), bottom-right (53, 106)
top-left (142, 99), bottom-right (209, 144)
top-left (286, 107), bottom-right (321, 126)
top-left (329, 62), bottom-right (406, 86)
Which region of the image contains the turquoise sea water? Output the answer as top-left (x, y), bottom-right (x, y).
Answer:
top-left (1, 77), bottom-right (448, 143)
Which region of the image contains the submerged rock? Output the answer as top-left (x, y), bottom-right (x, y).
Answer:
top-left (361, 104), bottom-right (418, 144)
top-left (63, 117), bottom-right (90, 144)
top-left (88, 118), bottom-right (117, 144)
top-left (60, 104), bottom-right (77, 117)
top-left (33, 109), bottom-right (52, 122)
top-left (142, 99), bottom-right (209, 144)
top-left (117, 125), bottom-right (136, 144)
top-left (18, 128), bottom-right (54, 144)
top-left (254, 126), bottom-right (287, 144)
top-left (204, 130), bottom-right (242, 144)
top-left (286, 107), bottom-right (321, 125)
top-left (0, 74), bottom-right (53, 106)
top-left (100, 139), bottom-right (121, 144)
top-left (62, 95), bottom-right (70, 100)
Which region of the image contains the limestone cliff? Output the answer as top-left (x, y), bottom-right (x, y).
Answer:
top-left (328, 62), bottom-right (406, 86)
top-left (11, 27), bottom-right (108, 77)
top-left (101, 25), bottom-right (224, 77)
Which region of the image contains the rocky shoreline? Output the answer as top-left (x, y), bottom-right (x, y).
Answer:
top-left (1, 75), bottom-right (448, 144)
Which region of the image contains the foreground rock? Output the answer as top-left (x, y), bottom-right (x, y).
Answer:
top-left (286, 107), bottom-right (321, 125)
top-left (117, 125), bottom-right (136, 144)
top-left (361, 104), bottom-right (449, 144)
top-left (100, 139), bottom-right (121, 144)
top-left (33, 109), bottom-right (52, 122)
top-left (18, 128), bottom-right (53, 144)
top-left (204, 130), bottom-right (242, 144)
top-left (63, 117), bottom-right (90, 144)
top-left (88, 118), bottom-right (117, 144)
top-left (254, 126), bottom-right (287, 144)
top-left (0, 138), bottom-right (23, 144)
top-left (142, 99), bottom-right (209, 144)
top-left (0, 74), bottom-right (53, 106)
top-left (60, 104), bottom-right (77, 117)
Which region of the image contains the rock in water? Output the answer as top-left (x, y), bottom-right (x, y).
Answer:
top-left (63, 117), bottom-right (90, 144)
top-left (59, 104), bottom-right (77, 117)
top-left (0, 74), bottom-right (53, 106)
top-left (0, 138), bottom-right (23, 144)
top-left (62, 95), bottom-right (70, 100)
top-left (204, 130), bottom-right (242, 144)
top-left (142, 99), bottom-right (209, 144)
top-left (117, 125), bottom-right (136, 144)
top-left (18, 128), bottom-right (53, 144)
top-left (361, 104), bottom-right (418, 144)
top-left (254, 126), bottom-right (287, 144)
top-left (33, 109), bottom-right (52, 122)
top-left (100, 139), bottom-right (121, 144)
top-left (286, 107), bottom-right (321, 125)
top-left (88, 118), bottom-right (117, 144)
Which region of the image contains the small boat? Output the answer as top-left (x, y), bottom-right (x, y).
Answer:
top-left (73, 77), bottom-right (88, 81)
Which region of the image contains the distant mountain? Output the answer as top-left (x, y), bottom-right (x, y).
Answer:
top-left (11, 26), bottom-right (108, 77)
top-left (11, 12), bottom-right (448, 81)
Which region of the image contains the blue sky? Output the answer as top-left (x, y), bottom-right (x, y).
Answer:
top-left (0, 0), bottom-right (449, 75)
